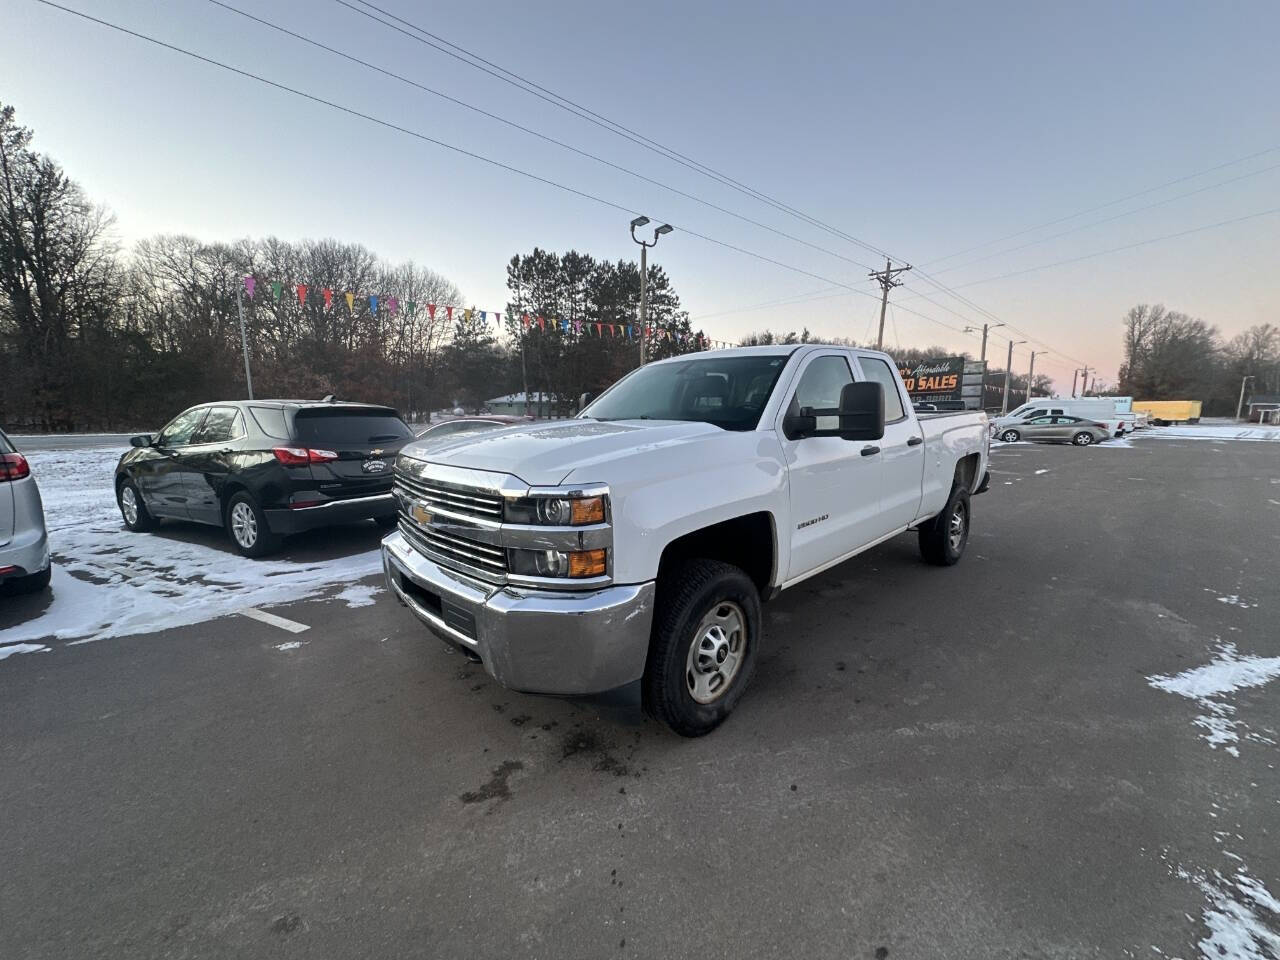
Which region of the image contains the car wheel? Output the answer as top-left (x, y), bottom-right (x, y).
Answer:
top-left (919, 485), bottom-right (970, 567)
top-left (118, 479), bottom-right (159, 531)
top-left (225, 492), bottom-right (280, 558)
top-left (642, 559), bottom-right (761, 738)
top-left (10, 565), bottom-right (52, 594)
top-left (1000, 429), bottom-right (1020, 443)
top-left (1072, 431), bottom-right (1094, 446)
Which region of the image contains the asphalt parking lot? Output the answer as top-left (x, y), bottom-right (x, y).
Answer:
top-left (2, 436), bottom-right (1277, 959)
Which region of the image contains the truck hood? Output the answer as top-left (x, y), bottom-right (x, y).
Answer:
top-left (400, 419), bottom-right (724, 486)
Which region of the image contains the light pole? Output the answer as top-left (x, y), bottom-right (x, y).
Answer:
top-left (1026, 350), bottom-right (1037, 404)
top-left (630, 216), bottom-right (673, 366)
top-left (1236, 375), bottom-right (1255, 421)
top-left (1001, 340), bottom-right (1026, 415)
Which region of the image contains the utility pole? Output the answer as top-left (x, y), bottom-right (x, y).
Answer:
top-left (1236, 375), bottom-right (1255, 421)
top-left (1026, 351), bottom-right (1037, 403)
top-left (964, 321), bottom-right (1004, 411)
top-left (235, 286), bottom-right (254, 400)
top-left (1070, 369), bottom-right (1079, 398)
top-left (870, 258), bottom-right (913, 350)
top-left (1001, 340), bottom-right (1026, 415)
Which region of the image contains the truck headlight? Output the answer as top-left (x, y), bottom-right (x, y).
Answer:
top-left (505, 494), bottom-right (606, 526)
top-left (508, 548), bottom-right (607, 578)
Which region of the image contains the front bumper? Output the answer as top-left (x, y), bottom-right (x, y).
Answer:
top-left (266, 493), bottom-right (396, 535)
top-left (382, 530), bottom-right (655, 695)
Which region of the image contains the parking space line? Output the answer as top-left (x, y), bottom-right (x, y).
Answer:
top-left (240, 608), bottom-right (310, 634)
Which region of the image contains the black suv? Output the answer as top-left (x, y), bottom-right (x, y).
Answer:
top-left (115, 400), bottom-right (414, 557)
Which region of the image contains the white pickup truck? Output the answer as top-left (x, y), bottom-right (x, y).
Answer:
top-left (383, 346), bottom-right (990, 735)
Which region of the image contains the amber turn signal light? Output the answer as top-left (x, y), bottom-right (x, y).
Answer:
top-left (570, 496), bottom-right (606, 525)
top-left (568, 549), bottom-right (607, 578)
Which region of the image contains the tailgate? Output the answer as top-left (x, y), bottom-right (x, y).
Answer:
top-left (291, 408), bottom-right (413, 496)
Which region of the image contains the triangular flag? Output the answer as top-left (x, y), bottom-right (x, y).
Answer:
top-left (322, 287), bottom-right (333, 310)
top-left (369, 294), bottom-right (378, 314)
top-left (595, 323), bottom-right (602, 336)
top-left (574, 320), bottom-right (582, 334)
top-left (388, 296), bottom-right (399, 315)
top-left (480, 310), bottom-right (487, 323)
top-left (297, 284), bottom-right (308, 306)
top-left (538, 316), bottom-right (545, 330)
top-left (627, 325), bottom-right (634, 339)
top-left (244, 276), bottom-right (256, 299)
top-left (446, 306), bottom-right (454, 321)
top-left (521, 313), bottom-right (530, 329)
top-left (560, 319), bottom-right (569, 332)
top-left (271, 281), bottom-right (282, 301)
top-left (406, 300), bottom-right (416, 315)
top-left (427, 303), bottom-right (436, 319)
top-left (344, 291), bottom-right (354, 311)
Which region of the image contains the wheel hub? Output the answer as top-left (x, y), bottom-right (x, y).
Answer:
top-left (231, 502), bottom-right (258, 548)
top-left (121, 487), bottom-right (138, 524)
top-left (685, 602), bottom-right (746, 704)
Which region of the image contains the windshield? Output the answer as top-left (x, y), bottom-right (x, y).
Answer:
top-left (293, 408), bottom-right (412, 446)
top-left (584, 354), bottom-right (790, 431)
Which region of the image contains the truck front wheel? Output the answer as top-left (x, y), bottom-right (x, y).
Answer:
top-left (919, 485), bottom-right (970, 566)
top-left (643, 559), bottom-right (761, 737)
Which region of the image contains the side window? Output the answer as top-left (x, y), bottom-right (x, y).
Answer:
top-left (1028, 417), bottom-right (1054, 424)
top-left (249, 406), bottom-right (290, 440)
top-left (858, 356), bottom-right (907, 422)
top-left (191, 407), bottom-right (241, 445)
top-left (158, 408), bottom-right (206, 447)
top-left (792, 355), bottom-right (853, 413)
top-left (1024, 408), bottom-right (1047, 419)
top-left (1049, 408), bottom-right (1065, 416)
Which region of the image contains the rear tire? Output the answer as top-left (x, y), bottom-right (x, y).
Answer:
top-left (1072, 431), bottom-right (1094, 446)
top-left (11, 566), bottom-right (51, 594)
top-left (642, 559), bottom-right (761, 737)
top-left (117, 479), bottom-right (158, 532)
top-left (1000, 429), bottom-right (1021, 443)
top-left (919, 485), bottom-right (970, 567)
top-left (225, 492), bottom-right (280, 558)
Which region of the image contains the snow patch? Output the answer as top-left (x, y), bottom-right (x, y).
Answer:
top-left (1143, 424), bottom-right (1280, 443)
top-left (0, 446), bottom-right (383, 647)
top-left (0, 642), bottom-right (51, 660)
top-left (1181, 864), bottom-right (1280, 960)
top-left (335, 582), bottom-right (382, 608)
top-left (1148, 642), bottom-right (1280, 756)
top-left (1034, 469), bottom-right (1049, 475)
top-left (274, 640), bottom-right (309, 652)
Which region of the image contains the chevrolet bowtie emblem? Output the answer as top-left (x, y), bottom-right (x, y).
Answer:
top-left (410, 503), bottom-right (433, 526)
top-left (370, 448), bottom-right (384, 456)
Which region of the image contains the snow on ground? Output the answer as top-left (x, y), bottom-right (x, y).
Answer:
top-left (0, 642), bottom-right (51, 660)
top-left (1148, 641), bottom-right (1280, 756)
top-left (1142, 424), bottom-right (1280, 442)
top-left (0, 445), bottom-right (383, 648)
top-left (335, 582), bottom-right (382, 608)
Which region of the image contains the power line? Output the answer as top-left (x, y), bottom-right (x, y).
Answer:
top-left (208, 1), bottom-right (880, 276)
top-left (930, 159), bottom-right (1280, 277)
top-left (920, 143), bottom-right (1280, 267)
top-left (336, 0), bottom-right (1098, 371)
top-left (33, 1), bottom-right (976, 344)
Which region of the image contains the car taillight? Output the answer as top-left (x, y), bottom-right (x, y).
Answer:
top-left (0, 452), bottom-right (30, 481)
top-left (272, 447), bottom-right (339, 466)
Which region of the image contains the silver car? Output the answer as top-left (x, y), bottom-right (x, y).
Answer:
top-left (996, 415), bottom-right (1110, 446)
top-left (0, 430), bottom-right (51, 593)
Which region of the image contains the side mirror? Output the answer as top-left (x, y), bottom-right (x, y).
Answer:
top-left (837, 382), bottom-right (884, 441)
top-left (579, 392), bottom-right (594, 410)
top-left (130, 434), bottom-right (154, 448)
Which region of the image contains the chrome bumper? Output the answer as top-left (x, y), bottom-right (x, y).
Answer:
top-left (382, 531), bottom-right (655, 695)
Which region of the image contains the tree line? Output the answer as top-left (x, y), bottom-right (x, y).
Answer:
top-left (1118, 305), bottom-right (1278, 414)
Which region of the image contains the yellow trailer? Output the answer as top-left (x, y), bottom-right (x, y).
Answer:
top-left (1132, 400), bottom-right (1202, 424)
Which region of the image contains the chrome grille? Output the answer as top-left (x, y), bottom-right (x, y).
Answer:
top-left (394, 469), bottom-right (503, 521)
top-left (397, 519), bottom-right (508, 580)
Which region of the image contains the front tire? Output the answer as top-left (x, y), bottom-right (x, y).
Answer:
top-left (1000, 429), bottom-right (1021, 443)
top-left (225, 492), bottom-right (280, 558)
top-left (1072, 431), bottom-right (1094, 446)
top-left (919, 485), bottom-right (970, 566)
top-left (642, 559), bottom-right (761, 737)
top-left (118, 479), bottom-right (158, 531)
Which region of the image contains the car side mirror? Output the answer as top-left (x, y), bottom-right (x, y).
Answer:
top-left (130, 434), bottom-right (154, 448)
top-left (837, 382), bottom-right (884, 441)
top-left (579, 392), bottom-right (594, 410)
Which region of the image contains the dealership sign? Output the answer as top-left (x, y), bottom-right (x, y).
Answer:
top-left (898, 357), bottom-right (967, 404)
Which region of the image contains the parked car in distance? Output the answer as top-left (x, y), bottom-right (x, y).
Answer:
top-left (994, 397), bottom-right (1128, 437)
top-left (996, 415), bottom-right (1110, 446)
top-left (0, 429), bottom-right (51, 593)
top-left (415, 415), bottom-right (531, 440)
top-left (115, 399), bottom-right (414, 557)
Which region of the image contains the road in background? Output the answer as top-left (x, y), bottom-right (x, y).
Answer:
top-left (2, 438), bottom-right (1278, 959)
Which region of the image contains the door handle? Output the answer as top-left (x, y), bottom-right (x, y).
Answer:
top-left (860, 445), bottom-right (880, 457)
top-left (907, 435), bottom-right (923, 447)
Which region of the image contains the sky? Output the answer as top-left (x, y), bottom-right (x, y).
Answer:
top-left (3, 0), bottom-right (1278, 390)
